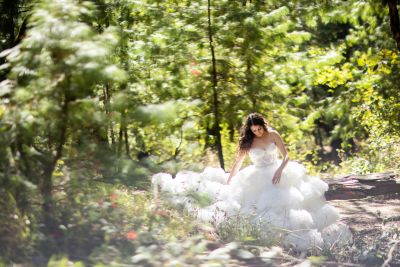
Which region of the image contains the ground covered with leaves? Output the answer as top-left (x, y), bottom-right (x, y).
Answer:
top-left (331, 194), bottom-right (400, 266)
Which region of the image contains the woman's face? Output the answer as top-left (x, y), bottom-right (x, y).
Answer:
top-left (250, 124), bottom-right (264, 138)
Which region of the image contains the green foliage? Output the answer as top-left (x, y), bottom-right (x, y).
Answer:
top-left (0, 0), bottom-right (127, 186)
top-left (185, 190), bottom-right (214, 208)
top-left (216, 214), bottom-right (281, 247)
top-left (21, 182), bottom-right (197, 265)
top-left (0, 190), bottom-right (33, 260)
top-left (47, 256), bottom-right (85, 267)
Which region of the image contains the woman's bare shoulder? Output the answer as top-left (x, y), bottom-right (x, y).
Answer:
top-left (268, 129), bottom-right (282, 140)
top-left (238, 149), bottom-right (248, 156)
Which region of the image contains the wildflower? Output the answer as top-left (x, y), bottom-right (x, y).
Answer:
top-left (126, 231), bottom-right (138, 240)
top-left (110, 193), bottom-right (118, 201)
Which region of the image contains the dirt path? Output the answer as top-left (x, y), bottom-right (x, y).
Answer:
top-left (332, 195), bottom-right (399, 228)
top-left (331, 194), bottom-right (400, 265)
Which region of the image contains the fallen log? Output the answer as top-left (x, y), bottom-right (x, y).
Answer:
top-left (325, 172), bottom-right (400, 200)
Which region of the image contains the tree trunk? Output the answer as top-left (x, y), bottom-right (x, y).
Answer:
top-left (103, 84), bottom-right (116, 152)
top-left (41, 95), bottom-right (69, 235)
top-left (387, 0), bottom-right (400, 50)
top-left (207, 0), bottom-right (224, 170)
top-left (0, 0), bottom-right (20, 82)
top-left (246, 60), bottom-right (257, 107)
top-left (124, 126), bottom-right (131, 158)
top-left (325, 172), bottom-right (400, 200)
top-left (14, 17), bottom-right (28, 46)
top-left (118, 126), bottom-right (123, 158)
top-left (228, 122), bottom-right (235, 142)
top-left (1, 0), bottom-right (18, 46)
top-left (41, 166), bottom-right (56, 232)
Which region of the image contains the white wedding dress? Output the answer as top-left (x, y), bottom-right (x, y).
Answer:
top-left (152, 143), bottom-right (352, 251)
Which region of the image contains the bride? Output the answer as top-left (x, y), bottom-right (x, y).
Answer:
top-left (152, 113), bottom-right (352, 251)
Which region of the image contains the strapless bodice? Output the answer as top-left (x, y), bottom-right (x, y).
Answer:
top-left (249, 143), bottom-right (278, 166)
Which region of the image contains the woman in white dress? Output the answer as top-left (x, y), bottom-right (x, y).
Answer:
top-left (152, 113), bottom-right (352, 251)
top-left (227, 112), bottom-right (289, 186)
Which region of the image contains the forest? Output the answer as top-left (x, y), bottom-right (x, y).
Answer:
top-left (0, 0), bottom-right (399, 266)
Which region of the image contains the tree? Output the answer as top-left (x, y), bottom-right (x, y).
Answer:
top-left (0, 0), bottom-right (126, 236)
top-left (384, 0), bottom-right (400, 49)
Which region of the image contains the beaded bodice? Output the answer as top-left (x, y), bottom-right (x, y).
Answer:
top-left (249, 143), bottom-right (277, 166)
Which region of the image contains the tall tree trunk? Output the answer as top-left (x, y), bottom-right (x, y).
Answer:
top-left (228, 122), bottom-right (235, 142)
top-left (42, 94), bottom-right (69, 234)
top-left (14, 17), bottom-right (28, 46)
top-left (207, 0), bottom-right (224, 170)
top-left (118, 126), bottom-right (123, 158)
top-left (387, 0), bottom-right (400, 50)
top-left (0, 0), bottom-right (20, 82)
top-left (117, 112), bottom-right (127, 158)
top-left (124, 126), bottom-right (131, 158)
top-left (103, 84), bottom-right (116, 152)
top-left (246, 60), bottom-right (257, 107)
top-left (41, 166), bottom-right (55, 233)
top-left (1, 0), bottom-right (18, 47)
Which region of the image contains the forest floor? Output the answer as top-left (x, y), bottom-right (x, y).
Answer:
top-left (330, 193), bottom-right (400, 266)
top-left (235, 194), bottom-right (400, 267)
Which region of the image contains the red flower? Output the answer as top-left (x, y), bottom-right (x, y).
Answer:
top-left (110, 193), bottom-right (118, 201)
top-left (191, 69), bottom-right (201, 76)
top-left (126, 231), bottom-right (138, 240)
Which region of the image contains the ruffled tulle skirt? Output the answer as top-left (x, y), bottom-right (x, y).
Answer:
top-left (152, 161), bottom-right (352, 251)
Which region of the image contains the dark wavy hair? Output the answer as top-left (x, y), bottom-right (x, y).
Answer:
top-left (238, 113), bottom-right (269, 151)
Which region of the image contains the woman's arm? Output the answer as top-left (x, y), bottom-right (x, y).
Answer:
top-left (227, 149), bottom-right (247, 185)
top-left (270, 131), bottom-right (289, 184)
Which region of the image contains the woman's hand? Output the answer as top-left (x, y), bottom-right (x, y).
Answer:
top-left (269, 131), bottom-right (289, 185)
top-left (272, 169), bottom-right (282, 184)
